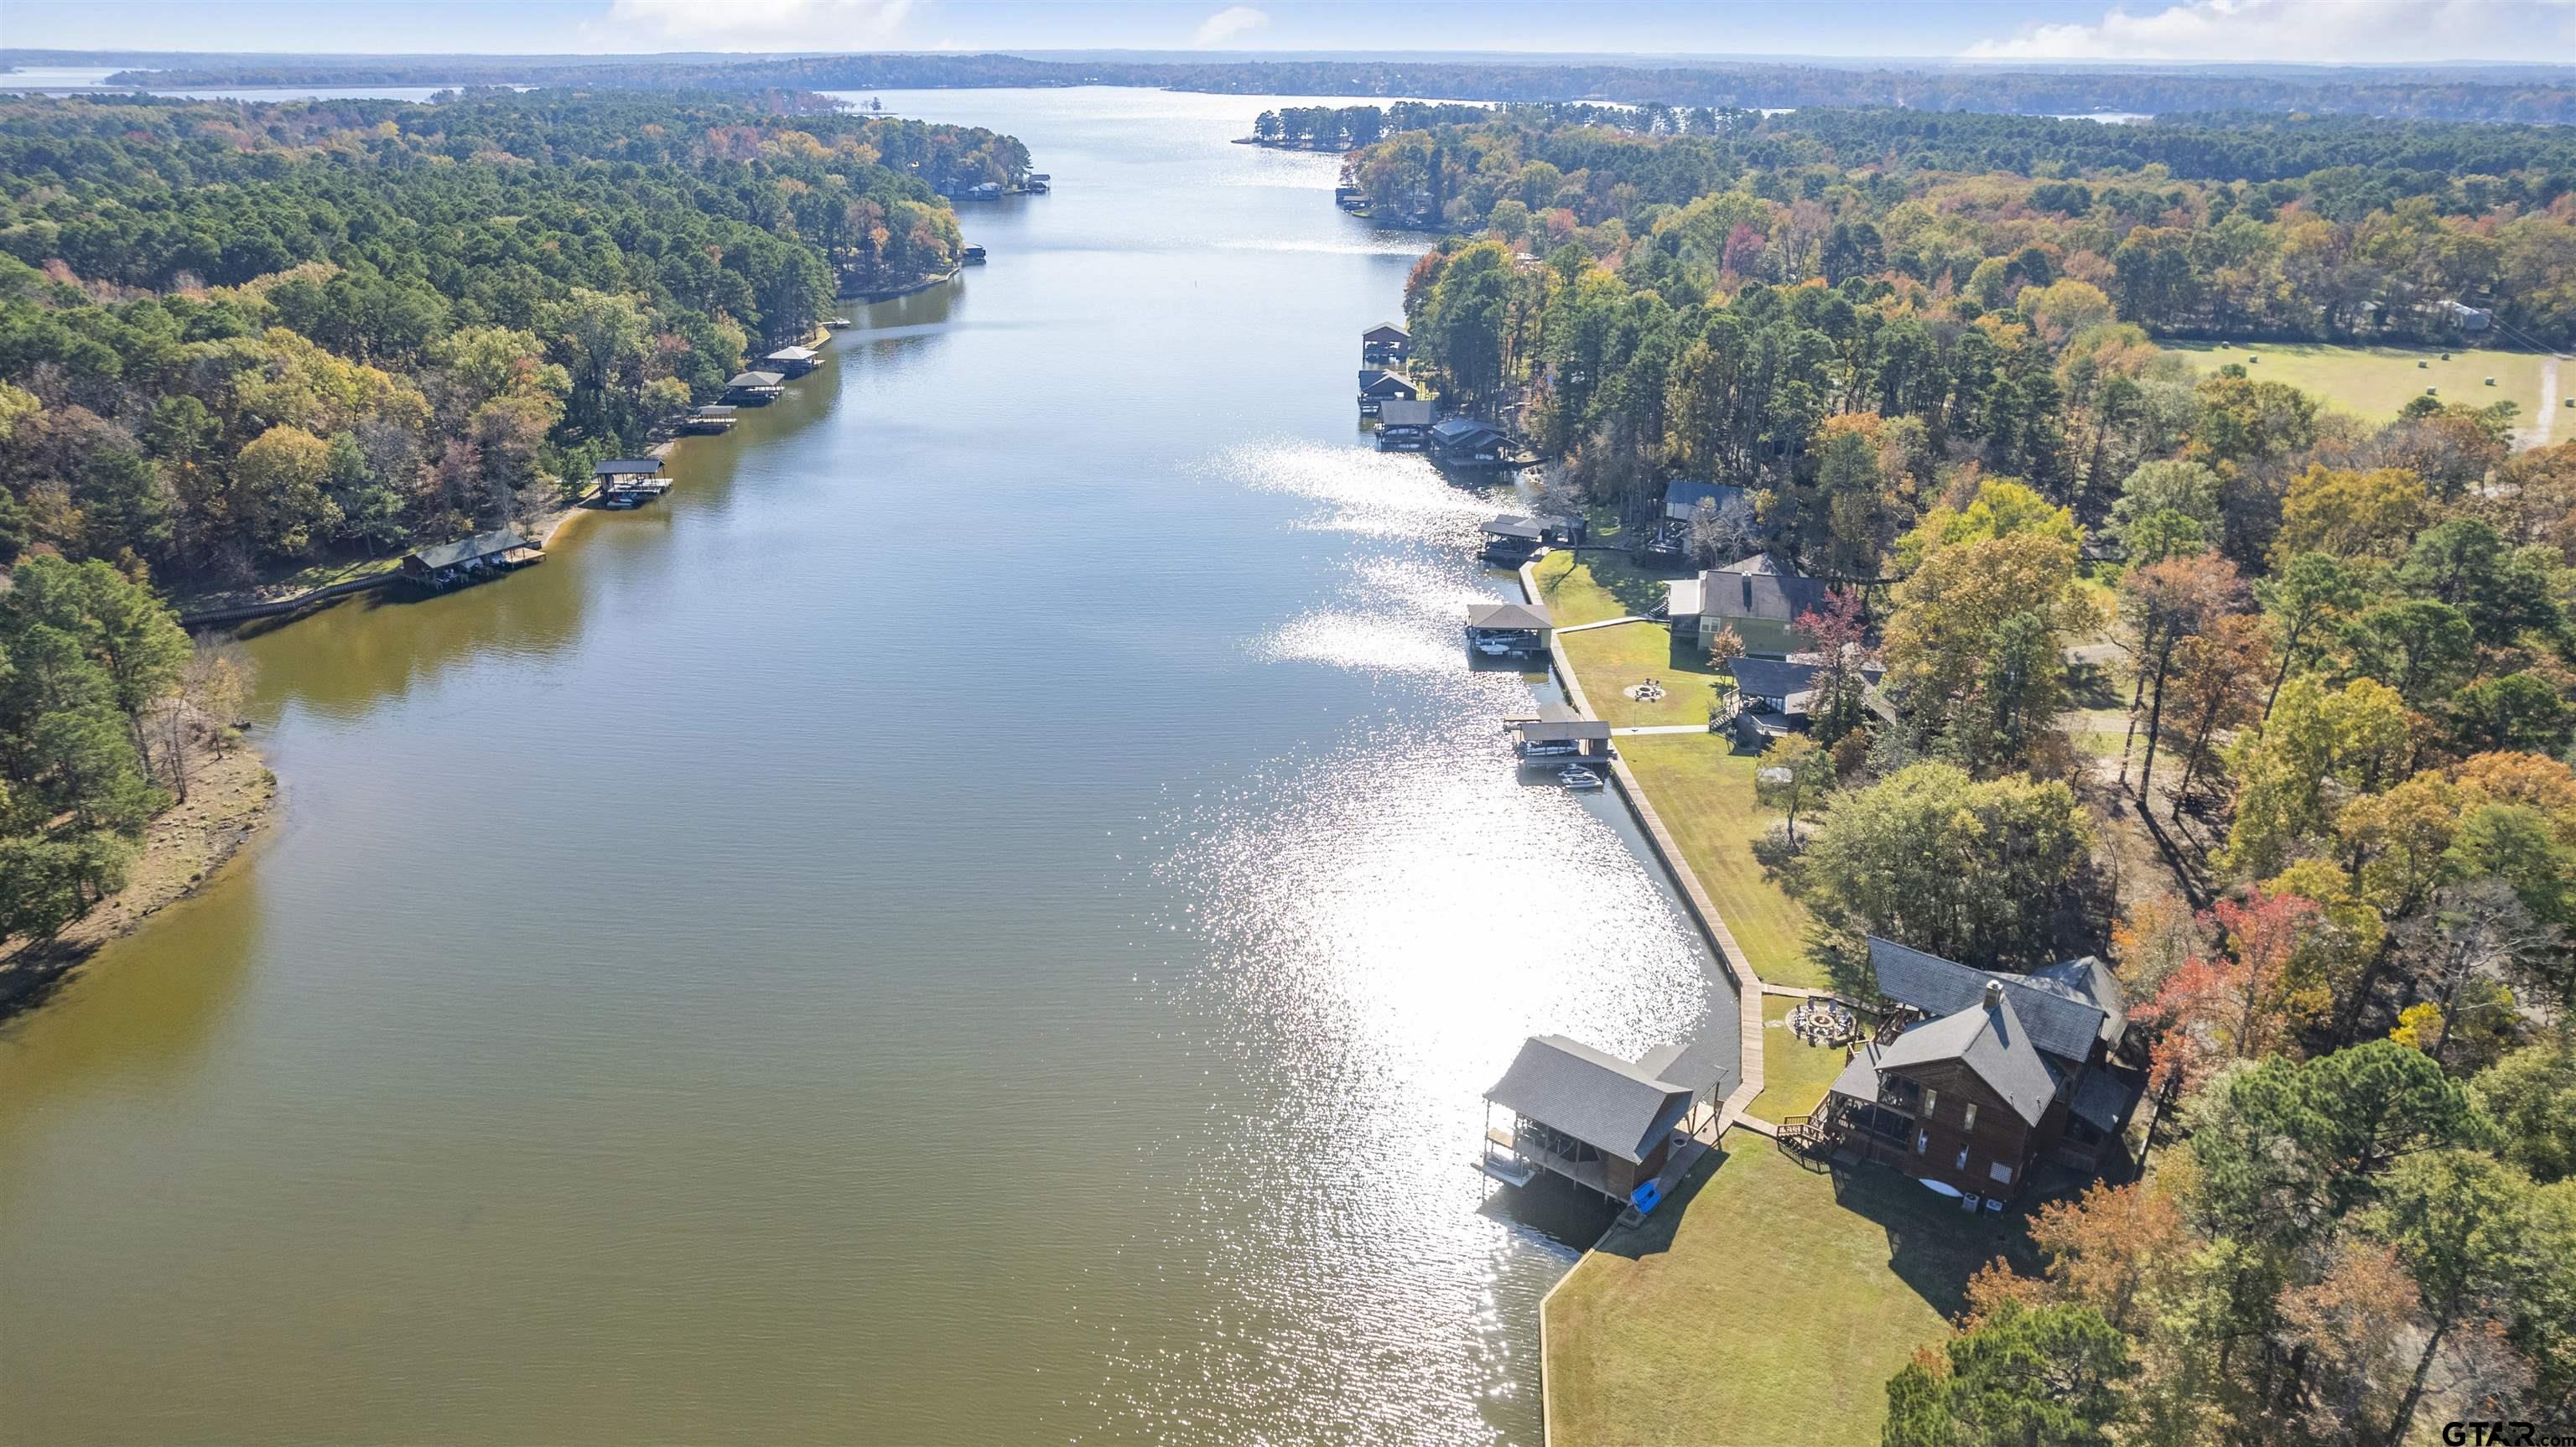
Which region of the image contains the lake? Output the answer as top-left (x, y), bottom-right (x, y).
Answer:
top-left (0, 86), bottom-right (1737, 1445)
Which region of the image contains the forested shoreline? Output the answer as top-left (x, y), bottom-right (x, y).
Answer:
top-left (1346, 106), bottom-right (2576, 348)
top-left (0, 87), bottom-right (1026, 960)
top-left (1379, 99), bottom-right (2576, 1440)
top-left (29, 50), bottom-right (2576, 123)
top-left (0, 90), bottom-right (1023, 589)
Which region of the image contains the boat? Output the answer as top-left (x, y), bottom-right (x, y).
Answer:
top-left (1475, 639), bottom-right (1517, 656)
top-left (1559, 766), bottom-right (1604, 791)
top-left (823, 316), bottom-right (852, 329)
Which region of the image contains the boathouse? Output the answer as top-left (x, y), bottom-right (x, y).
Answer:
top-left (1480, 514), bottom-right (1546, 564)
top-left (1666, 553), bottom-right (1830, 657)
top-left (725, 371), bottom-right (787, 403)
top-left (593, 458), bottom-right (672, 509)
top-left (1428, 416), bottom-right (1510, 468)
top-left (1362, 322), bottom-right (1411, 364)
top-left (1465, 599), bottom-right (1552, 657)
top-left (1478, 1035), bottom-right (1696, 1205)
top-left (401, 528), bottom-right (540, 590)
top-left (1504, 708), bottom-right (1614, 764)
top-left (1803, 939), bottom-right (2146, 1202)
top-left (683, 404), bottom-right (738, 434)
top-left (1358, 369), bottom-right (1420, 413)
top-left (1376, 398), bottom-right (1438, 449)
top-left (763, 345), bottom-right (822, 376)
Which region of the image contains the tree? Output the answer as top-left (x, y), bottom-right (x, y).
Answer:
top-left (2163, 613), bottom-right (2272, 812)
top-left (2253, 551), bottom-right (2366, 721)
top-left (2131, 890), bottom-right (2318, 1089)
top-left (2366, 1150), bottom-right (2547, 1446)
top-left (1805, 762), bottom-right (2093, 967)
top-left (1883, 1301), bottom-right (2137, 1447)
top-left (231, 425), bottom-right (343, 561)
top-left (2108, 460), bottom-right (2223, 561)
top-left (1884, 508), bottom-right (2092, 770)
top-left (2221, 677), bottom-right (2409, 879)
top-left (2186, 1041), bottom-right (2486, 1244)
top-left (2272, 464), bottom-right (2428, 564)
top-left (2116, 551), bottom-right (2246, 802)
top-left (2471, 1043), bottom-right (2576, 1185)
top-left (1755, 733), bottom-right (1834, 850)
top-left (1794, 588), bottom-right (1878, 744)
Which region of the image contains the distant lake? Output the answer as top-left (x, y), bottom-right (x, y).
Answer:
top-left (0, 87), bottom-right (1737, 1444)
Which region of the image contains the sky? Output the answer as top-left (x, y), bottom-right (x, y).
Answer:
top-left (3, 0), bottom-right (2573, 65)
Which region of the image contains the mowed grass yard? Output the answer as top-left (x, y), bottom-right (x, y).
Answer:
top-left (1615, 734), bottom-right (1822, 989)
top-left (2165, 340), bottom-right (2560, 440)
top-left (1746, 994), bottom-right (1869, 1124)
top-left (1545, 1140), bottom-right (2023, 1447)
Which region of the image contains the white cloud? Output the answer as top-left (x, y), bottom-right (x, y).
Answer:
top-left (1963, 0), bottom-right (2576, 63)
top-left (605, 0), bottom-right (913, 49)
top-left (1192, 5), bottom-right (1270, 48)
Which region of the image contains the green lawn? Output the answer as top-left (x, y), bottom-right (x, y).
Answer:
top-left (2165, 340), bottom-right (2559, 438)
top-left (1561, 623), bottom-right (1726, 729)
top-left (1545, 1140), bottom-right (2023, 1447)
top-left (1747, 993), bottom-right (1869, 1125)
top-left (1613, 734), bottom-right (1822, 989)
top-left (1531, 538), bottom-right (1690, 628)
top-left (164, 554), bottom-right (402, 615)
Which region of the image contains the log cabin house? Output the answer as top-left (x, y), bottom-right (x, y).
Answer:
top-left (1801, 938), bottom-right (2147, 1204)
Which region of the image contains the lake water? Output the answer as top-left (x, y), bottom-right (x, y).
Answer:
top-left (0, 87), bottom-right (1736, 1445)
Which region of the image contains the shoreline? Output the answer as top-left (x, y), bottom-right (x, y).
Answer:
top-left (0, 739), bottom-right (277, 1024)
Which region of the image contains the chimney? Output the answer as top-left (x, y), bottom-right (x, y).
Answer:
top-left (1983, 978), bottom-right (2005, 1011)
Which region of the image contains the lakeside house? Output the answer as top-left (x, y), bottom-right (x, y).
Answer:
top-left (1361, 322), bottom-right (1411, 364)
top-left (1640, 478), bottom-right (1749, 557)
top-left (1666, 552), bottom-right (1830, 657)
top-left (1801, 938), bottom-right (2148, 1204)
top-left (1716, 653), bottom-right (1888, 746)
top-left (1478, 1034), bottom-right (1714, 1209)
top-left (724, 370), bottom-right (787, 404)
top-left (402, 528), bottom-right (540, 590)
top-left (1503, 706), bottom-right (1615, 764)
top-left (593, 458), bottom-right (672, 510)
top-left (1376, 397), bottom-right (1438, 449)
top-left (763, 345), bottom-right (823, 376)
top-left (1427, 416), bottom-right (1511, 469)
top-left (1465, 599), bottom-right (1552, 658)
top-left (683, 403), bottom-right (738, 434)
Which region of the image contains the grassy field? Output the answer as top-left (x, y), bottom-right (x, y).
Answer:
top-left (1747, 994), bottom-right (1868, 1125)
top-left (2165, 340), bottom-right (2559, 439)
top-left (1614, 734), bottom-right (1823, 989)
top-left (1530, 542), bottom-right (1686, 628)
top-left (1545, 1138), bottom-right (2022, 1447)
top-left (1561, 623), bottom-right (1726, 729)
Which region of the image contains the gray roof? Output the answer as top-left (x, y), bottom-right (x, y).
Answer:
top-left (1377, 399), bottom-right (1437, 427)
top-left (1663, 479), bottom-right (1746, 521)
top-left (727, 371), bottom-right (786, 388)
top-left (1637, 1037), bottom-right (1730, 1104)
top-left (1511, 718), bottom-right (1613, 743)
top-left (765, 345), bottom-right (818, 361)
top-left (1874, 986), bottom-right (2057, 1128)
top-left (409, 528), bottom-right (530, 571)
top-left (1362, 322), bottom-right (1410, 341)
top-left (2070, 1066), bottom-right (2145, 1133)
top-left (1486, 1035), bottom-right (1695, 1164)
top-left (594, 459), bottom-right (663, 476)
top-left (1691, 564), bottom-right (1828, 624)
top-left (1727, 656), bottom-right (1826, 707)
top-left (691, 404), bottom-right (738, 417)
top-left (1867, 937), bottom-right (2113, 1066)
top-left (2028, 957), bottom-right (2130, 1050)
top-left (1466, 600), bottom-right (1552, 630)
top-left (1829, 1042), bottom-right (1888, 1105)
top-left (1359, 368), bottom-right (1418, 395)
top-left (1483, 515), bottom-right (1545, 541)
top-left (1432, 416), bottom-right (1506, 443)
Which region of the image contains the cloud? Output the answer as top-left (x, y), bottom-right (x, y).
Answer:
top-left (1962, 0), bottom-right (2576, 63)
top-left (606, 0), bottom-right (913, 49)
top-left (1192, 5), bottom-right (1270, 47)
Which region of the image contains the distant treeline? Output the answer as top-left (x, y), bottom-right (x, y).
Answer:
top-left (1250, 103), bottom-right (1493, 149)
top-left (1337, 104), bottom-right (2576, 347)
top-left (0, 90), bottom-right (1023, 585)
top-left (46, 51), bottom-right (2576, 125)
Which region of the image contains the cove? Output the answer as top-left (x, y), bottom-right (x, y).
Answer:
top-left (0, 87), bottom-right (1737, 1445)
